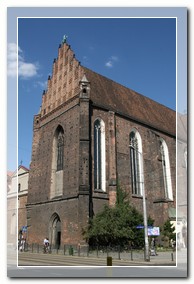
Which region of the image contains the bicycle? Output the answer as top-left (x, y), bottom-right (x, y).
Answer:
top-left (43, 244), bottom-right (50, 254)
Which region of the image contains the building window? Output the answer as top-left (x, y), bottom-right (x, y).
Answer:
top-left (50, 125), bottom-right (64, 198)
top-left (160, 139), bottom-right (173, 200)
top-left (18, 183), bottom-right (21, 192)
top-left (129, 130), bottom-right (143, 195)
top-left (57, 131), bottom-right (64, 171)
top-left (94, 119), bottom-right (106, 191)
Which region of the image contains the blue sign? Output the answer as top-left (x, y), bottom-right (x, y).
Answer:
top-left (136, 225), bottom-right (154, 229)
top-left (136, 225), bottom-right (144, 229)
top-left (22, 226), bottom-right (27, 232)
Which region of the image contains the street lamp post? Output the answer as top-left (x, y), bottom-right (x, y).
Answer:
top-left (130, 144), bottom-right (150, 261)
top-left (141, 170), bottom-right (150, 261)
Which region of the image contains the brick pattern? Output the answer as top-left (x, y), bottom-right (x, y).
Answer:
top-left (40, 43), bottom-right (83, 117)
top-left (28, 106), bottom-right (80, 205)
top-left (27, 199), bottom-right (80, 245)
top-left (115, 115), bottom-right (176, 226)
top-left (18, 195), bottom-right (28, 230)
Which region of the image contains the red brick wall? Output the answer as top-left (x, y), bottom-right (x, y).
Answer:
top-left (115, 115), bottom-right (176, 226)
top-left (18, 195), bottom-right (28, 230)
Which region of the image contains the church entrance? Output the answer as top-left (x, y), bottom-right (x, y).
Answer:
top-left (49, 213), bottom-right (61, 249)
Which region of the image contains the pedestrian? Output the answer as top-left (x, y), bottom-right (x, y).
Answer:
top-left (19, 236), bottom-right (25, 252)
top-left (150, 238), bottom-right (156, 256)
top-left (43, 237), bottom-right (50, 253)
top-left (170, 239), bottom-right (176, 251)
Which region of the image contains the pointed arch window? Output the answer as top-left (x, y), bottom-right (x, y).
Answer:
top-left (160, 139), bottom-right (173, 200)
top-left (129, 130), bottom-right (143, 196)
top-left (94, 119), bottom-right (106, 191)
top-left (57, 131), bottom-right (64, 171)
top-left (50, 125), bottom-right (64, 199)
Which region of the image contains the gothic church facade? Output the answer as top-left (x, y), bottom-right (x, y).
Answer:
top-left (27, 41), bottom-right (176, 248)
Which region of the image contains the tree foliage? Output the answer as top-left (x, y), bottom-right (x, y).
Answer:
top-left (83, 185), bottom-right (154, 248)
top-left (160, 219), bottom-right (176, 241)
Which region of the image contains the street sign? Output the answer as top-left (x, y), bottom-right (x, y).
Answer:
top-left (148, 227), bottom-right (160, 236)
top-left (136, 225), bottom-right (154, 229)
top-left (22, 226), bottom-right (27, 232)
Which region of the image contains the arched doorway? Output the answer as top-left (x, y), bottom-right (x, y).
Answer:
top-left (49, 213), bottom-right (61, 249)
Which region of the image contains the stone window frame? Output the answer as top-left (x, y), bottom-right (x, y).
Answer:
top-left (129, 129), bottom-right (144, 196)
top-left (94, 118), bottom-right (106, 192)
top-left (50, 125), bottom-right (64, 199)
top-left (56, 130), bottom-right (64, 171)
top-left (159, 138), bottom-right (173, 200)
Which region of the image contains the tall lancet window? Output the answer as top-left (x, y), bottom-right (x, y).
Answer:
top-left (160, 139), bottom-right (173, 200)
top-left (129, 130), bottom-right (143, 196)
top-left (94, 119), bottom-right (106, 191)
top-left (57, 131), bottom-right (64, 171)
top-left (50, 125), bottom-right (64, 199)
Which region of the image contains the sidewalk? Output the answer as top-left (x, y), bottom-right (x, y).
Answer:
top-left (17, 250), bottom-right (178, 266)
top-left (15, 245), bottom-right (188, 267)
top-left (120, 248), bottom-right (187, 266)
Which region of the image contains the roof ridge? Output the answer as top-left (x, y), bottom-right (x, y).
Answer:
top-left (83, 66), bottom-right (175, 136)
top-left (83, 66), bottom-right (175, 113)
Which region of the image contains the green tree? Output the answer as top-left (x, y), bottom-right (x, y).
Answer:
top-left (83, 185), bottom-right (154, 248)
top-left (161, 219), bottom-right (176, 241)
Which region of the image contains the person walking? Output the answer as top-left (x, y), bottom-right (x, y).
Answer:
top-left (150, 238), bottom-right (156, 256)
top-left (43, 237), bottom-right (50, 253)
top-left (19, 236), bottom-right (25, 252)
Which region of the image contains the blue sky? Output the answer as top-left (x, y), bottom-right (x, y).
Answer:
top-left (12, 17), bottom-right (176, 170)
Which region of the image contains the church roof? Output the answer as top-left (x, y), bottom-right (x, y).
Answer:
top-left (41, 42), bottom-right (176, 137)
top-left (83, 67), bottom-right (176, 137)
top-left (11, 165), bottom-right (29, 178)
top-left (18, 165), bottom-right (29, 172)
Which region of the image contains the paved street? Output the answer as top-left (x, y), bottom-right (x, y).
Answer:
top-left (7, 249), bottom-right (187, 277)
top-left (18, 252), bottom-right (135, 266)
top-left (18, 251), bottom-right (176, 267)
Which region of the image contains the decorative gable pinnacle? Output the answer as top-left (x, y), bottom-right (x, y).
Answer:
top-left (80, 74), bottom-right (89, 83)
top-left (79, 74), bottom-right (90, 99)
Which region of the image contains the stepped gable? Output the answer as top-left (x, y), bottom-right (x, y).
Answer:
top-left (83, 67), bottom-right (176, 137)
top-left (40, 40), bottom-right (175, 137)
top-left (40, 42), bottom-right (84, 117)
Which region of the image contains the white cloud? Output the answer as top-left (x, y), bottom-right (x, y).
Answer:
top-left (19, 62), bottom-right (37, 78)
top-left (105, 61), bottom-right (113, 68)
top-left (7, 43), bottom-right (38, 78)
top-left (105, 56), bottom-right (118, 68)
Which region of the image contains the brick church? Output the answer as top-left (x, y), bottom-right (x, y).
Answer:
top-left (26, 39), bottom-right (176, 249)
